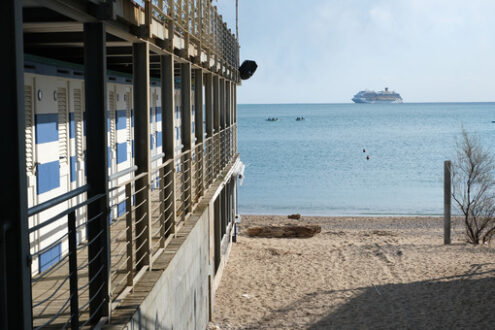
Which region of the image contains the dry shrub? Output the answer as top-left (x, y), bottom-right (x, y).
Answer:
top-left (452, 129), bottom-right (495, 244)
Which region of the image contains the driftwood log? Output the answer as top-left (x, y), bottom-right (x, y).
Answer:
top-left (247, 225), bottom-right (321, 238)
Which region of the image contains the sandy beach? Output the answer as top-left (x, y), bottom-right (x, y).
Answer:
top-left (210, 215), bottom-right (495, 329)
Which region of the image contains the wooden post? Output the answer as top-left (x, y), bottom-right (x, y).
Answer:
top-left (444, 160), bottom-right (451, 245)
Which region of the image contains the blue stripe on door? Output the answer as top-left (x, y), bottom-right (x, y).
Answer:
top-left (35, 113), bottom-right (58, 144)
top-left (156, 131), bottom-right (162, 147)
top-left (116, 110), bottom-right (127, 130)
top-left (39, 242), bottom-right (61, 273)
top-left (108, 147), bottom-right (111, 168)
top-left (156, 107), bottom-right (162, 122)
top-left (70, 156), bottom-right (76, 182)
top-left (37, 160), bottom-right (60, 195)
top-left (116, 142), bottom-right (127, 164)
top-left (69, 112), bottom-right (75, 139)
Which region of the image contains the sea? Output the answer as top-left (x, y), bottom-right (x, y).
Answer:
top-left (237, 103), bottom-right (495, 216)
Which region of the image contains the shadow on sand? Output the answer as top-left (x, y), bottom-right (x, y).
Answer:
top-left (250, 264), bottom-right (495, 329)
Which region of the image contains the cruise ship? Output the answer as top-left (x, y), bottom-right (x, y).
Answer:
top-left (352, 87), bottom-right (403, 103)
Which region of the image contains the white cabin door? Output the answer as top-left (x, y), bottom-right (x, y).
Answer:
top-left (24, 74), bottom-right (40, 257)
top-left (57, 81), bottom-right (71, 198)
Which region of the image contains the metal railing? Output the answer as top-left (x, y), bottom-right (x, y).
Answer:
top-left (29, 123), bottom-right (238, 329)
top-left (150, 159), bottom-right (175, 257)
top-left (147, 0), bottom-right (240, 75)
top-left (29, 187), bottom-right (107, 329)
top-left (108, 172), bottom-right (149, 304)
top-left (175, 150), bottom-right (192, 227)
top-left (192, 143), bottom-right (204, 204)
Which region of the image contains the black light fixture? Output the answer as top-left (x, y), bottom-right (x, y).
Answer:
top-left (239, 60), bottom-right (257, 80)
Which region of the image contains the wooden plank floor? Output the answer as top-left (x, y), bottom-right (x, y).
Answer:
top-left (30, 156), bottom-right (235, 328)
top-left (31, 191), bottom-right (169, 329)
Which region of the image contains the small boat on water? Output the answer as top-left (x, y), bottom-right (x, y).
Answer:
top-left (266, 117), bottom-right (279, 122)
top-left (296, 117), bottom-right (305, 121)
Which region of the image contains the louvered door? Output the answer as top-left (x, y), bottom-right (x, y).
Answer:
top-left (57, 84), bottom-right (70, 196)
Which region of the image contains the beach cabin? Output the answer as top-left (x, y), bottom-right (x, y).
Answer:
top-left (2, 0), bottom-right (241, 329)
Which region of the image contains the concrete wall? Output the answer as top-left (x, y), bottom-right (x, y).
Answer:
top-left (112, 169), bottom-right (238, 330)
top-left (125, 210), bottom-right (211, 330)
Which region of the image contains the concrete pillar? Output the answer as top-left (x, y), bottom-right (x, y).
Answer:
top-left (181, 63), bottom-right (192, 150)
top-left (205, 73), bottom-right (214, 138)
top-left (180, 63), bottom-right (193, 212)
top-left (84, 22), bottom-right (111, 322)
top-left (219, 78), bottom-right (225, 129)
top-left (444, 160), bottom-right (451, 244)
top-left (133, 42), bottom-right (152, 269)
top-left (160, 54), bottom-right (176, 236)
top-left (194, 69), bottom-right (204, 143)
top-left (213, 76), bottom-right (220, 133)
top-left (234, 83), bottom-right (237, 124)
top-left (0, 1), bottom-right (32, 328)
top-left (225, 80), bottom-right (231, 127)
top-left (221, 188), bottom-right (226, 237)
top-left (194, 69), bottom-right (204, 195)
top-left (214, 197), bottom-right (221, 273)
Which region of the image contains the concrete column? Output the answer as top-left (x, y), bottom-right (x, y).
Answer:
top-left (181, 63), bottom-right (192, 151)
top-left (221, 188), bottom-right (226, 236)
top-left (205, 73), bottom-right (213, 138)
top-left (84, 22), bottom-right (111, 322)
top-left (213, 76), bottom-right (220, 133)
top-left (160, 54), bottom-right (176, 236)
top-left (194, 69), bottom-right (204, 143)
top-left (226, 80), bottom-right (231, 127)
top-left (214, 197), bottom-right (221, 273)
top-left (133, 42), bottom-right (152, 269)
top-left (219, 78), bottom-right (225, 129)
top-left (194, 69), bottom-right (204, 195)
top-left (180, 63), bottom-right (193, 212)
top-left (0, 1), bottom-right (32, 328)
top-left (234, 84), bottom-right (237, 123)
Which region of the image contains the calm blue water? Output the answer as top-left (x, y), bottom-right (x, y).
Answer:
top-left (237, 103), bottom-right (495, 216)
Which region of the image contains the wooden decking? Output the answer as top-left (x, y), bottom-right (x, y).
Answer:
top-left (31, 189), bottom-right (172, 328)
top-left (30, 155), bottom-right (238, 328)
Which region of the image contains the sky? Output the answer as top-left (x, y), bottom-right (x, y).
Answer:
top-left (214, 0), bottom-right (495, 104)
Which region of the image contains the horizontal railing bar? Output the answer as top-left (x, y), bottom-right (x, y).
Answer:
top-left (28, 185), bottom-right (89, 217)
top-left (29, 193), bottom-right (105, 233)
top-left (151, 152), bottom-right (165, 162)
top-left (108, 166), bottom-right (138, 181)
top-left (114, 172), bottom-right (148, 190)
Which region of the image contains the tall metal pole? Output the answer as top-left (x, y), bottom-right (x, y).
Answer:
top-left (444, 160), bottom-right (452, 245)
top-left (236, 0), bottom-right (239, 41)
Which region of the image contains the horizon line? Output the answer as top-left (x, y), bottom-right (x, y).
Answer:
top-left (237, 101), bottom-right (495, 106)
